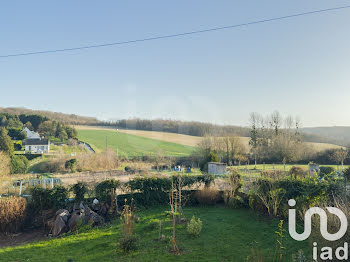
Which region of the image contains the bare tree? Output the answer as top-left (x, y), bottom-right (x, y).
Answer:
top-left (197, 135), bottom-right (213, 155)
top-left (154, 149), bottom-right (165, 171)
top-left (169, 176), bottom-right (180, 253)
top-left (270, 111), bottom-right (282, 136)
top-left (333, 148), bottom-right (348, 172)
top-left (229, 135), bottom-right (244, 164)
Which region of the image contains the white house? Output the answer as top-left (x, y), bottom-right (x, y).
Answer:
top-left (208, 162), bottom-right (227, 175)
top-left (25, 138), bottom-right (50, 154)
top-left (23, 127), bottom-right (41, 139)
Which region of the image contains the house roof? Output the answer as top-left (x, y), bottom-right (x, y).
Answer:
top-left (23, 127), bottom-right (41, 139)
top-left (25, 139), bottom-right (49, 146)
top-left (208, 162), bottom-right (226, 166)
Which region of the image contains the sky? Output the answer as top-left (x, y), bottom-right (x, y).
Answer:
top-left (0, 1), bottom-right (350, 127)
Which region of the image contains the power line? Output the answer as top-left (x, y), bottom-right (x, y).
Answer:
top-left (1, 5), bottom-right (350, 58)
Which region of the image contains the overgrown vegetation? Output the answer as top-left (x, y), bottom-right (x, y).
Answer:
top-left (0, 197), bottom-right (26, 233)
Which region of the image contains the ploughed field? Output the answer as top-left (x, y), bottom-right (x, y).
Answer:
top-left (0, 206), bottom-right (308, 262)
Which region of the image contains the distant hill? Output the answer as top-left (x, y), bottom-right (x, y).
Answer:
top-left (99, 119), bottom-right (343, 146)
top-left (2, 107), bottom-right (348, 146)
top-left (301, 126), bottom-right (350, 147)
top-left (0, 107), bottom-right (100, 125)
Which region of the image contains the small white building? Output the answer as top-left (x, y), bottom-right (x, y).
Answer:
top-left (25, 139), bottom-right (50, 154)
top-left (23, 127), bottom-right (41, 139)
top-left (208, 162), bottom-right (227, 175)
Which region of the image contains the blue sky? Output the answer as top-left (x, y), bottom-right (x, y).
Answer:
top-left (1, 1), bottom-right (350, 127)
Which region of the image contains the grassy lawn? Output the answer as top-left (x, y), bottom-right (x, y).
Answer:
top-left (0, 206), bottom-right (309, 262)
top-left (50, 144), bottom-right (88, 155)
top-left (77, 129), bottom-right (195, 157)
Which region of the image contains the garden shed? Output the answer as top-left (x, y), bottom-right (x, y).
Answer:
top-left (208, 162), bottom-right (227, 175)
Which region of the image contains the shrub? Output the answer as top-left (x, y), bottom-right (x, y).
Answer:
top-left (119, 235), bottom-right (139, 252)
top-left (319, 166), bottom-right (335, 178)
top-left (30, 186), bottom-right (52, 211)
top-left (71, 182), bottom-right (88, 203)
top-left (187, 215), bottom-right (202, 237)
top-left (65, 159), bottom-right (77, 172)
top-left (260, 170), bottom-right (285, 180)
top-left (95, 179), bottom-right (120, 203)
top-left (250, 177), bottom-right (343, 217)
top-left (228, 195), bottom-right (244, 209)
top-left (0, 127), bottom-right (14, 154)
top-left (14, 142), bottom-right (22, 151)
top-left (38, 158), bottom-right (66, 173)
top-left (51, 186), bottom-right (69, 209)
top-left (201, 173), bottom-right (215, 187)
top-left (249, 195), bottom-right (256, 209)
top-left (224, 169), bottom-right (241, 204)
top-left (288, 166), bottom-right (307, 179)
top-left (195, 187), bottom-right (219, 205)
top-left (254, 179), bottom-right (286, 216)
top-left (127, 177), bottom-right (171, 205)
top-left (344, 167), bottom-right (350, 182)
top-left (122, 176), bottom-right (214, 207)
top-left (0, 197), bottom-right (26, 233)
top-left (10, 155), bottom-right (29, 174)
top-left (30, 185), bottom-right (68, 211)
top-left (199, 151), bottom-right (217, 172)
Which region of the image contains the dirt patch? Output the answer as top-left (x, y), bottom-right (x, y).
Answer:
top-left (0, 229), bottom-right (48, 248)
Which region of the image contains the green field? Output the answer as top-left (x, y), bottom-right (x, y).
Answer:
top-left (0, 206), bottom-right (309, 261)
top-left (50, 144), bottom-right (88, 155)
top-left (77, 129), bottom-right (195, 157)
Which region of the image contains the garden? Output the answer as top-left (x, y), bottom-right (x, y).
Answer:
top-left (1, 165), bottom-right (349, 261)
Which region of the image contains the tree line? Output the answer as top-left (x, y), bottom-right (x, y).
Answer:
top-left (99, 118), bottom-right (250, 137)
top-left (248, 111), bottom-right (307, 164)
top-left (0, 107), bottom-right (99, 125)
top-left (193, 111), bottom-right (349, 169)
top-left (0, 113), bottom-right (77, 141)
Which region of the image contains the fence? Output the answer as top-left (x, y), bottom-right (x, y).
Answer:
top-left (12, 178), bottom-right (62, 196)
